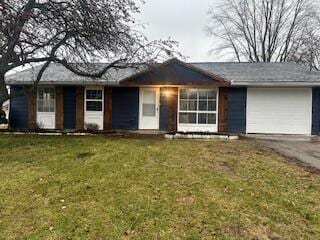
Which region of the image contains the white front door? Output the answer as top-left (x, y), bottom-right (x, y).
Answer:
top-left (84, 87), bottom-right (104, 130)
top-left (37, 87), bottom-right (56, 129)
top-left (139, 88), bottom-right (160, 130)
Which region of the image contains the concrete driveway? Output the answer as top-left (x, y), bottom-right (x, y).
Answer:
top-left (244, 134), bottom-right (320, 170)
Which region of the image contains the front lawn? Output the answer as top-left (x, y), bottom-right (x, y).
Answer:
top-left (0, 135), bottom-right (320, 239)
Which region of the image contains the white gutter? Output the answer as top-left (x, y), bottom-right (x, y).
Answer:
top-left (231, 81), bottom-right (320, 87)
top-left (6, 81), bottom-right (121, 86)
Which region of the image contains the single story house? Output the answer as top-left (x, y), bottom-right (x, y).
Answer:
top-left (6, 58), bottom-right (320, 135)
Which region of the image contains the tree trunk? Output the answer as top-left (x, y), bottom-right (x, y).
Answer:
top-left (0, 74), bottom-right (9, 106)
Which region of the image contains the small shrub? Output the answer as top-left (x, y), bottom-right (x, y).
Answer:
top-left (36, 122), bottom-right (44, 130)
top-left (85, 123), bottom-right (100, 131)
top-left (0, 110), bottom-right (8, 124)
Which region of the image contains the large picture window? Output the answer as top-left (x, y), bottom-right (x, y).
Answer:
top-left (37, 87), bottom-right (55, 112)
top-left (179, 89), bottom-right (217, 125)
top-left (86, 89), bottom-right (103, 112)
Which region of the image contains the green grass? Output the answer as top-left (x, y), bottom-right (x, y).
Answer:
top-left (0, 134), bottom-right (320, 240)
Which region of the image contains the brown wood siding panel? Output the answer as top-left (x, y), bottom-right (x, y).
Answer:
top-left (218, 88), bottom-right (228, 133)
top-left (104, 87), bottom-right (112, 131)
top-left (168, 87), bottom-right (178, 132)
top-left (75, 86), bottom-right (85, 130)
top-left (28, 90), bottom-right (37, 129)
top-left (55, 86), bottom-right (64, 129)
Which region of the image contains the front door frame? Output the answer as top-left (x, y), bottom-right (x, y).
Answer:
top-left (139, 87), bottom-right (160, 130)
top-left (36, 86), bottom-right (56, 129)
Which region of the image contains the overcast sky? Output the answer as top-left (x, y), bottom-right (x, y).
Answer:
top-left (136, 0), bottom-right (225, 62)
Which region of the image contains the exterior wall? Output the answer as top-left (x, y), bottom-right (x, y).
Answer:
top-left (55, 87), bottom-right (64, 129)
top-left (75, 86), bottom-right (85, 130)
top-left (9, 86), bottom-right (29, 129)
top-left (312, 87), bottom-right (320, 135)
top-left (8, 85), bottom-right (243, 134)
top-left (227, 88), bottom-right (247, 133)
top-left (104, 87), bottom-right (112, 131)
top-left (159, 87), bottom-right (178, 132)
top-left (159, 88), bottom-right (169, 131)
top-left (63, 86), bottom-right (77, 129)
top-left (112, 87), bottom-right (139, 130)
top-left (218, 88), bottom-right (228, 132)
top-left (123, 61), bottom-right (226, 85)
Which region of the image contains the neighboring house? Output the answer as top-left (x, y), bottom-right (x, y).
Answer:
top-left (5, 58), bottom-right (320, 135)
top-left (2, 100), bottom-right (9, 119)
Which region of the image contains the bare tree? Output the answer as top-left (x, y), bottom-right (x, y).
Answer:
top-left (206, 0), bottom-right (320, 68)
top-left (0, 0), bottom-right (180, 105)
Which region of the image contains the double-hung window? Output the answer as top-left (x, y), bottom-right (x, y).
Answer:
top-left (86, 89), bottom-right (103, 112)
top-left (179, 89), bottom-right (217, 126)
top-left (37, 87), bottom-right (55, 112)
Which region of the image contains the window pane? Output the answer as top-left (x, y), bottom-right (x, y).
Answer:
top-left (38, 89), bottom-right (44, 99)
top-left (199, 90), bottom-right (207, 100)
top-left (143, 90), bottom-right (156, 104)
top-left (143, 104), bottom-right (156, 116)
top-left (86, 90), bottom-right (102, 100)
top-left (208, 100), bottom-right (216, 111)
top-left (199, 100), bottom-right (208, 111)
top-left (180, 89), bottom-right (188, 100)
top-left (188, 89), bottom-right (197, 100)
top-left (43, 101), bottom-right (50, 112)
top-left (49, 100), bottom-right (55, 112)
top-left (49, 88), bottom-right (55, 99)
top-left (38, 88), bottom-right (55, 112)
top-left (86, 101), bottom-right (102, 111)
top-left (189, 100), bottom-right (197, 111)
top-left (180, 100), bottom-right (188, 111)
top-left (208, 114), bottom-right (216, 124)
top-left (37, 100), bottom-right (43, 112)
top-left (179, 113), bottom-right (196, 124)
top-left (198, 113), bottom-right (207, 124)
top-left (208, 90), bottom-right (216, 99)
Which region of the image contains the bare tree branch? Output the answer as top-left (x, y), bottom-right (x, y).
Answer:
top-left (206, 0), bottom-right (320, 68)
top-left (0, 0), bottom-right (181, 105)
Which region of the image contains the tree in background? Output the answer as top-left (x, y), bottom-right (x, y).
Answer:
top-left (206, 0), bottom-right (320, 69)
top-left (0, 0), bottom-right (180, 105)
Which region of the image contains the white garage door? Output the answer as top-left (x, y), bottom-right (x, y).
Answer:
top-left (247, 88), bottom-right (312, 135)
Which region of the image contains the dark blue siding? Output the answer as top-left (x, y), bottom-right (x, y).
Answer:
top-left (160, 88), bottom-right (169, 131)
top-left (227, 88), bottom-right (247, 133)
top-left (63, 87), bottom-right (76, 129)
top-left (312, 87), bottom-right (320, 135)
top-left (112, 87), bottom-right (139, 130)
top-left (124, 61), bottom-right (223, 85)
top-left (9, 86), bottom-right (29, 129)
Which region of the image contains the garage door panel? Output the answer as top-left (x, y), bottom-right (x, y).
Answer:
top-left (247, 88), bottom-right (312, 135)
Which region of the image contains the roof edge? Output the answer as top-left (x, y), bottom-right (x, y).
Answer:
top-left (120, 58), bottom-right (230, 86)
top-left (231, 81), bottom-right (320, 87)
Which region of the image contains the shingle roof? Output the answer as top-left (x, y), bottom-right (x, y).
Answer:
top-left (192, 62), bottom-right (320, 84)
top-left (6, 63), bottom-right (142, 85)
top-left (6, 60), bottom-right (320, 86)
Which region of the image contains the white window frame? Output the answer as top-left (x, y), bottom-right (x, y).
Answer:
top-left (85, 87), bottom-right (104, 113)
top-left (178, 88), bottom-right (218, 132)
